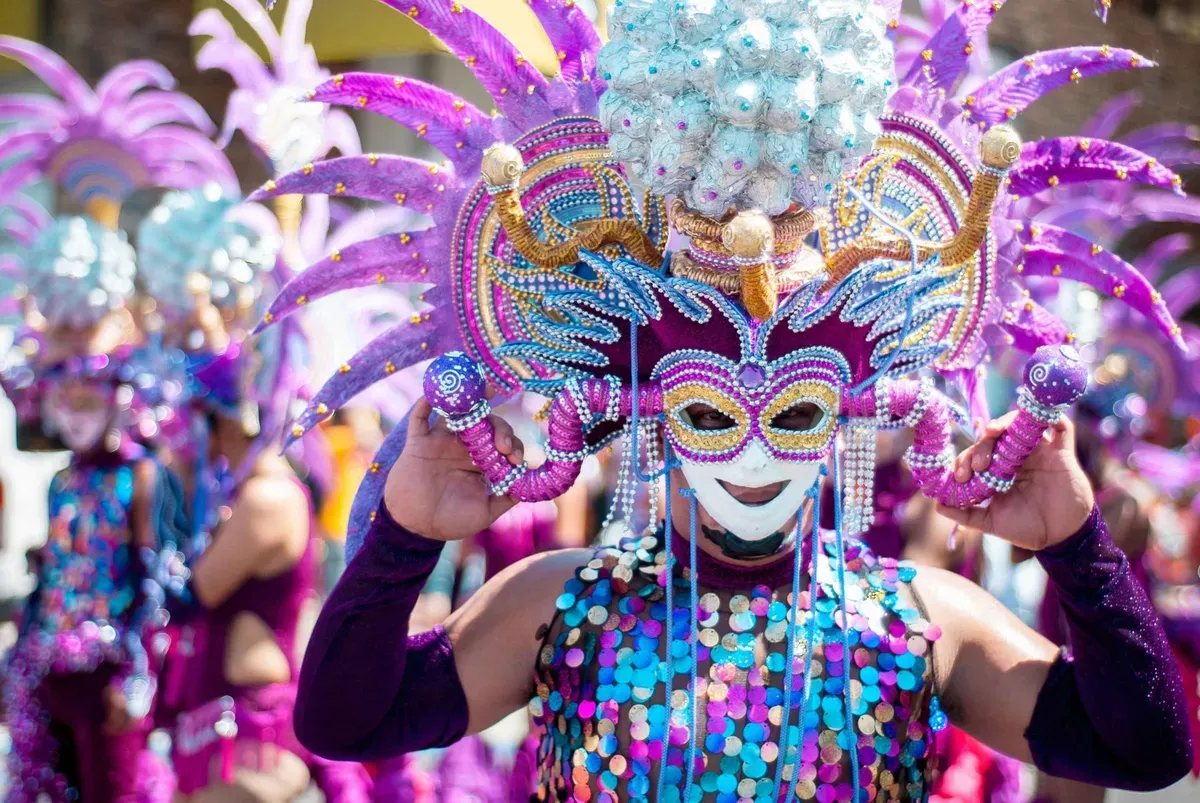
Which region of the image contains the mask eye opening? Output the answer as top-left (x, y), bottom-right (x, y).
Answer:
top-left (766, 400), bottom-right (827, 434)
top-left (681, 402), bottom-right (739, 433)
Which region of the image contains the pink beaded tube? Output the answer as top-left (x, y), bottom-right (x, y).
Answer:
top-left (424, 353), bottom-right (663, 502)
top-left (845, 345), bottom-right (1089, 508)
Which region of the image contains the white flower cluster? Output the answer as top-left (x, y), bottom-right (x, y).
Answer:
top-left (138, 183), bottom-right (280, 319)
top-left (598, 0), bottom-right (894, 217)
top-left (25, 216), bottom-right (136, 329)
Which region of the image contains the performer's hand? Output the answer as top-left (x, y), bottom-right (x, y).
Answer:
top-left (383, 398), bottom-right (520, 541)
top-left (936, 413), bottom-right (1094, 550)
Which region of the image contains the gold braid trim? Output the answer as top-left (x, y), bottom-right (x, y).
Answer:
top-left (492, 189), bottom-right (664, 269)
top-left (670, 249), bottom-right (825, 296)
top-left (823, 125), bottom-right (1020, 289)
top-left (668, 199), bottom-right (817, 254)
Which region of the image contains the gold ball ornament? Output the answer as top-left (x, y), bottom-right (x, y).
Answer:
top-left (721, 210), bottom-right (775, 259)
top-left (480, 143), bottom-right (524, 187)
top-left (979, 125), bottom-right (1022, 169)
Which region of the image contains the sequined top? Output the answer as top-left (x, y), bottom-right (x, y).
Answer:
top-left (32, 462), bottom-right (137, 636)
top-left (529, 533), bottom-right (940, 803)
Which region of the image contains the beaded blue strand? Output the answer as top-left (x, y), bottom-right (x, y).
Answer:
top-left (784, 466), bottom-right (827, 800)
top-left (679, 488), bottom-right (701, 798)
top-left (833, 440), bottom-right (863, 803)
top-left (845, 185), bottom-right (927, 395)
top-left (771, 473), bottom-right (823, 797)
top-left (655, 446), bottom-right (677, 803)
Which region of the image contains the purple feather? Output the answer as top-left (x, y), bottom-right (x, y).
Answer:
top-left (190, 11), bottom-right (275, 95)
top-left (323, 108), bottom-right (362, 158)
top-left (1122, 123), bottom-right (1200, 164)
top-left (5, 193), bottom-right (51, 236)
top-left (375, 0), bottom-right (553, 130)
top-left (0, 129), bottom-right (49, 165)
top-left (122, 91), bottom-right (215, 136)
top-left (0, 36), bottom-right (96, 113)
top-left (1136, 233), bottom-right (1191, 286)
top-left (1160, 270), bottom-right (1200, 320)
top-left (1008, 137), bottom-right (1182, 197)
top-left (311, 72), bottom-right (494, 169)
top-left (1018, 223), bottom-right (1185, 351)
top-left (219, 0), bottom-right (284, 55)
top-left (900, 0), bottom-right (1004, 93)
top-left (1128, 192), bottom-right (1200, 225)
top-left (280, 0), bottom-right (314, 67)
top-left (134, 126), bottom-right (238, 190)
top-left (285, 319), bottom-right (452, 449)
top-left (0, 160), bottom-right (42, 209)
top-left (250, 154), bottom-right (456, 208)
top-left (344, 416), bottom-right (412, 554)
top-left (0, 94), bottom-right (67, 126)
top-left (965, 47), bottom-right (1150, 128)
top-left (999, 299), bottom-right (1071, 352)
top-left (1095, 0), bottom-right (1110, 23)
top-left (255, 230), bottom-right (446, 329)
top-left (525, 0), bottom-right (602, 99)
top-left (94, 60), bottom-right (176, 107)
top-left (1081, 91), bottom-right (1138, 141)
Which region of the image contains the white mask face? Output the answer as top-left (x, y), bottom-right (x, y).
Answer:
top-left (48, 408), bottom-right (111, 453)
top-left (679, 439), bottom-right (823, 544)
top-left (44, 382), bottom-right (114, 453)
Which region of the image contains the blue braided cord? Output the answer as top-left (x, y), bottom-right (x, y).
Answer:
top-left (655, 448), bottom-right (677, 803)
top-left (190, 412), bottom-right (211, 553)
top-left (845, 185), bottom-right (929, 396)
top-left (772, 473), bottom-right (823, 796)
top-left (833, 442), bottom-right (863, 803)
top-left (678, 488), bottom-right (701, 796)
top-left (785, 464), bottom-right (828, 800)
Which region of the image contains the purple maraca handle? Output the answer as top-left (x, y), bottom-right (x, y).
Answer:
top-left (423, 354), bottom-right (662, 502)
top-left (889, 345), bottom-right (1089, 508)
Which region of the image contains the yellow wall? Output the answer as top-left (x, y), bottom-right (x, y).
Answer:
top-left (194, 0), bottom-right (561, 72)
top-left (0, 0), bottom-right (40, 59)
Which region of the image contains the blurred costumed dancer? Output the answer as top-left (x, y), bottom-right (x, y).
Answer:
top-left (0, 37), bottom-right (232, 803)
top-left (251, 0), bottom-right (1196, 800)
top-left (128, 3), bottom-right (369, 801)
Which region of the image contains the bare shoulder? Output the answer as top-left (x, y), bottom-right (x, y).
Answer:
top-left (230, 472), bottom-right (310, 557)
top-left (445, 546), bottom-right (596, 642)
top-left (238, 473), bottom-right (308, 513)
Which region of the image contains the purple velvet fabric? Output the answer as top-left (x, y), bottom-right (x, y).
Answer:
top-left (1026, 505), bottom-right (1193, 790)
top-left (294, 503), bottom-right (469, 761)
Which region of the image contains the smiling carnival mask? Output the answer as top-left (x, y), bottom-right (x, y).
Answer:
top-left (658, 347), bottom-right (845, 544)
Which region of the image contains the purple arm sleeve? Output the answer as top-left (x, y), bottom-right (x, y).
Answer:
top-left (294, 503), bottom-right (470, 761)
top-left (1026, 505), bottom-right (1193, 790)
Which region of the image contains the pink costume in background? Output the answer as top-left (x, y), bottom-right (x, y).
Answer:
top-left (0, 32), bottom-right (231, 803)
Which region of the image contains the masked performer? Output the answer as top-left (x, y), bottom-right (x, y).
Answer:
top-left (254, 0), bottom-right (1193, 799)
top-left (0, 36), bottom-right (234, 803)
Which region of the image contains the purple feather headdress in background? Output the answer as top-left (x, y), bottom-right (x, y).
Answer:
top-left (0, 37), bottom-right (235, 220)
top-left (189, 0), bottom-right (360, 175)
top-left (878, 0), bottom-right (1191, 422)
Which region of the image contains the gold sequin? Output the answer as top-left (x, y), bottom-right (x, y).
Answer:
top-left (707, 681), bottom-right (729, 702)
